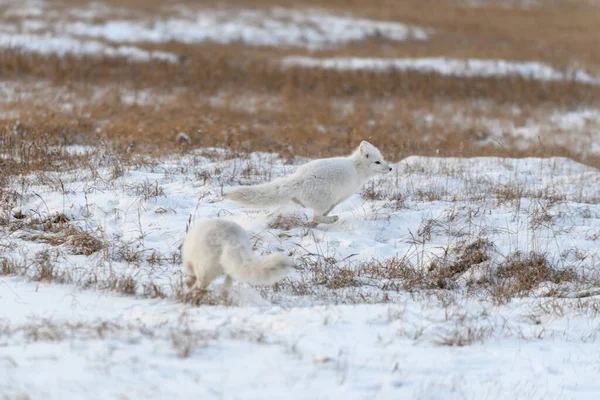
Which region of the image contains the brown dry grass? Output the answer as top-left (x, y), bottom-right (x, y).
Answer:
top-left (274, 239), bottom-right (584, 305)
top-left (0, 0), bottom-right (598, 172)
top-left (44, 0), bottom-right (600, 70)
top-left (496, 251), bottom-right (577, 293)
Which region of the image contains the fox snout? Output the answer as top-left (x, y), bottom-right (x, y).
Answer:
top-left (374, 162), bottom-right (392, 173)
top-left (375, 164), bottom-right (392, 174)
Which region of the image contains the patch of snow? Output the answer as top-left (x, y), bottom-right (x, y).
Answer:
top-left (0, 23), bottom-right (18, 33)
top-left (67, 2), bottom-right (133, 20)
top-left (0, 6), bottom-right (429, 60)
top-left (20, 19), bottom-right (48, 32)
top-left (282, 56), bottom-right (600, 84)
top-left (2, 0), bottom-right (47, 18)
top-left (0, 110), bottom-right (19, 119)
top-left (550, 109), bottom-right (600, 131)
top-left (1, 276), bottom-right (600, 399)
top-left (119, 88), bottom-right (180, 106)
top-left (61, 8), bottom-right (430, 49)
top-left (429, 107), bottom-right (600, 156)
top-left (0, 32), bottom-right (179, 62)
top-left (466, 0), bottom-right (541, 8)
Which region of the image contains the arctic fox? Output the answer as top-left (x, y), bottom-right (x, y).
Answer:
top-left (224, 141), bottom-right (392, 225)
top-left (182, 219), bottom-right (292, 291)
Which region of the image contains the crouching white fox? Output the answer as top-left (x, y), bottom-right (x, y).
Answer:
top-left (182, 219), bottom-right (292, 291)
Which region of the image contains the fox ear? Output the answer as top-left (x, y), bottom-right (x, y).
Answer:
top-left (359, 141), bottom-right (369, 155)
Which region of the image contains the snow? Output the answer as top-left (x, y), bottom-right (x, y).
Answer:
top-left (550, 109), bottom-right (600, 131)
top-left (466, 0), bottom-right (541, 8)
top-left (60, 8), bottom-right (430, 49)
top-left (1, 0), bottom-right (46, 18)
top-left (2, 149), bottom-right (600, 290)
top-left (282, 56), bottom-right (600, 84)
top-left (0, 5), bottom-right (429, 60)
top-left (2, 277), bottom-right (600, 399)
top-left (5, 151), bottom-right (600, 287)
top-left (1, 148), bottom-right (600, 398)
top-left (1, 5), bottom-right (429, 53)
top-left (0, 32), bottom-right (179, 62)
top-left (413, 106), bottom-right (600, 156)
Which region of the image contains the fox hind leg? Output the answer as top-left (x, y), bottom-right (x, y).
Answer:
top-left (311, 215), bottom-right (338, 226)
top-left (322, 203), bottom-right (340, 218)
top-left (221, 275), bottom-right (233, 295)
top-left (184, 260), bottom-right (212, 291)
top-left (311, 204), bottom-right (340, 226)
top-left (192, 277), bottom-right (211, 291)
top-left (185, 262), bottom-right (197, 288)
top-left (186, 276), bottom-right (197, 288)
top-left (187, 258), bottom-right (220, 291)
top-left (311, 200), bottom-right (343, 226)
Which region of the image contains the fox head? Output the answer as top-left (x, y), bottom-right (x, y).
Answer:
top-left (357, 140), bottom-right (392, 174)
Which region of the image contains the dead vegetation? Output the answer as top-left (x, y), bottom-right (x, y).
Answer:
top-left (8, 213), bottom-right (106, 256)
top-left (169, 323), bottom-right (216, 358)
top-left (494, 251), bottom-right (578, 299)
top-left (268, 213), bottom-right (309, 230)
top-left (0, 0), bottom-right (599, 164)
top-left (176, 288), bottom-right (227, 307)
top-left (271, 236), bottom-right (586, 306)
top-left (436, 325), bottom-right (493, 347)
top-left (0, 317), bottom-right (216, 358)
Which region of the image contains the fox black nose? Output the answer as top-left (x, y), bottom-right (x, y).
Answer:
top-left (389, 167), bottom-right (392, 171)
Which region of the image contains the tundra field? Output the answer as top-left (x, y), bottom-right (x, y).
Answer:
top-left (2, 0), bottom-right (600, 398)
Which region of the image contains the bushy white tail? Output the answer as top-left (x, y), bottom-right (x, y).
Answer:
top-left (224, 179), bottom-right (294, 208)
top-left (221, 248), bottom-right (291, 285)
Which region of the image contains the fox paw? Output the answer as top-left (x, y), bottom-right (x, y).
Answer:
top-left (185, 276), bottom-right (197, 288)
top-left (311, 215), bottom-right (339, 226)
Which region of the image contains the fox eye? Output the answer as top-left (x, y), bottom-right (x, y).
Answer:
top-left (366, 154), bottom-right (369, 158)
top-left (375, 161), bottom-right (381, 164)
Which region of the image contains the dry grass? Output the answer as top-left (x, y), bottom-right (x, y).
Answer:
top-left (436, 325), bottom-right (493, 347)
top-left (272, 236), bottom-right (585, 305)
top-left (169, 325), bottom-right (215, 358)
top-left (495, 251), bottom-right (578, 295)
top-left (268, 213), bottom-right (309, 230)
top-left (52, 0), bottom-right (600, 72)
top-left (0, 316), bottom-right (216, 358)
top-left (8, 213), bottom-right (106, 256)
top-left (0, 0), bottom-right (599, 167)
top-left (3, 57), bottom-right (598, 160)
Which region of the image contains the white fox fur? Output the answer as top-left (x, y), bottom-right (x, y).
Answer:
top-left (224, 141), bottom-right (392, 225)
top-left (182, 219), bottom-right (292, 291)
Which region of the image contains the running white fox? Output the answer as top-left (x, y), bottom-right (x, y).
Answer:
top-left (224, 141), bottom-right (392, 225)
top-left (182, 219), bottom-right (292, 291)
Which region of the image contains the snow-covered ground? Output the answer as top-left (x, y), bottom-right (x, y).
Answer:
top-left (2, 277), bottom-right (600, 399)
top-left (1, 1), bottom-right (596, 91)
top-left (60, 8), bottom-right (430, 48)
top-left (0, 32), bottom-right (178, 63)
top-left (411, 106), bottom-right (600, 156)
top-left (1, 1), bottom-right (599, 398)
top-left (2, 147), bottom-right (600, 398)
top-left (0, 4), bottom-right (429, 59)
top-left (283, 56), bottom-right (600, 85)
